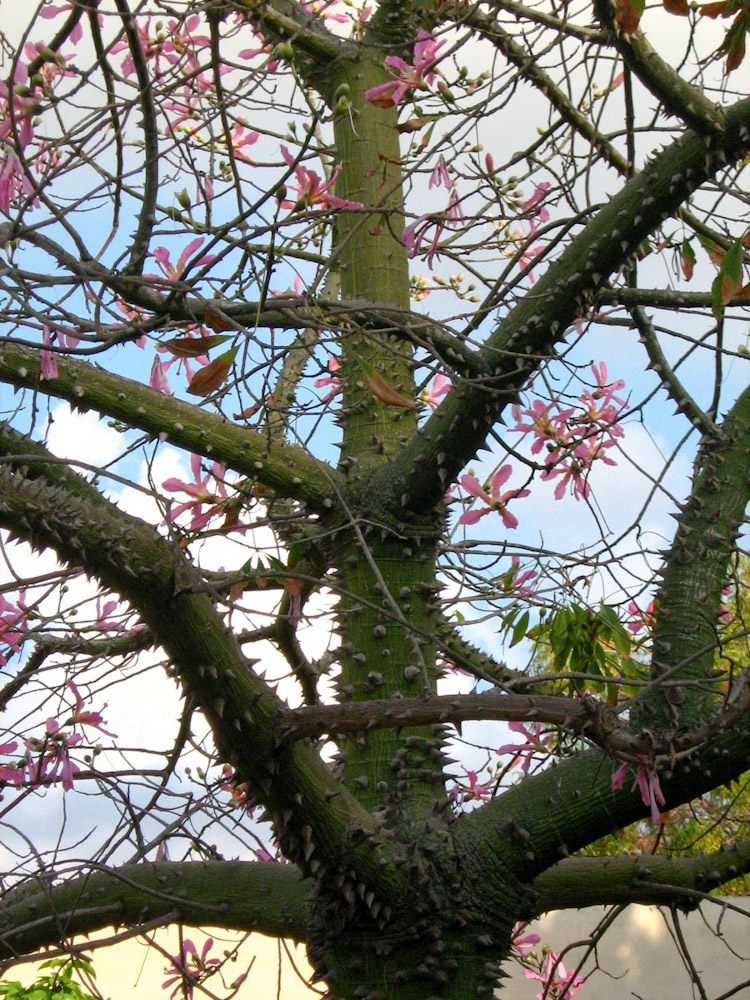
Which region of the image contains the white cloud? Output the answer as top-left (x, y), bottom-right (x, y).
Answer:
top-left (46, 402), bottom-right (124, 468)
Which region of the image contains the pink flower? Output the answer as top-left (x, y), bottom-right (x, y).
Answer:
top-left (93, 597), bottom-right (128, 634)
top-left (496, 722), bottom-right (554, 772)
top-left (0, 741), bottom-right (22, 785)
top-left (279, 146), bottom-right (363, 213)
top-left (66, 680), bottom-right (117, 738)
top-left (511, 922), bottom-right (541, 957)
top-left (429, 155), bottom-right (452, 190)
top-left (579, 363), bottom-right (626, 428)
top-left (627, 599), bottom-right (657, 635)
top-left (521, 182), bottom-right (551, 214)
top-left (453, 768), bottom-right (492, 803)
top-left (719, 585), bottom-right (733, 624)
top-left (302, 0), bottom-right (349, 23)
top-left (39, 3), bottom-right (93, 42)
top-left (458, 466), bottom-right (530, 529)
top-left (542, 439), bottom-right (616, 501)
top-left (151, 237), bottom-right (216, 282)
top-left (0, 149), bottom-right (37, 217)
top-left (419, 373), bottom-right (451, 410)
top-left (314, 355), bottom-right (342, 402)
top-left (612, 758), bottom-right (666, 826)
top-left (511, 399), bottom-right (576, 462)
top-left (403, 190), bottom-right (464, 269)
top-left (162, 453), bottom-right (232, 531)
top-left (0, 591), bottom-right (28, 666)
top-left (365, 30), bottom-right (445, 107)
top-left (506, 557), bottom-right (538, 598)
top-left (113, 15), bottom-right (209, 79)
top-left (0, 63), bottom-right (37, 152)
top-left (149, 356), bottom-right (173, 394)
top-left (524, 952), bottom-right (584, 1000)
top-left (220, 764), bottom-right (250, 808)
top-left (403, 213), bottom-right (442, 267)
top-left (226, 124), bottom-right (259, 163)
top-left (39, 326), bottom-right (79, 381)
top-left (23, 719), bottom-right (82, 791)
top-left (163, 938), bottom-right (220, 1000)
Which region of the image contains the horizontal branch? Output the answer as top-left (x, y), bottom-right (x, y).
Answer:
top-left (0, 861), bottom-right (311, 963)
top-left (597, 287), bottom-right (750, 311)
top-left (0, 340), bottom-right (340, 513)
top-left (275, 685), bottom-right (750, 768)
top-left (531, 841), bottom-right (750, 914)
top-left (459, 704), bottom-right (750, 906)
top-left (275, 689), bottom-right (626, 745)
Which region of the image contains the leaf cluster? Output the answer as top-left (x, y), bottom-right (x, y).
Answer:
top-left (0, 960), bottom-right (101, 1000)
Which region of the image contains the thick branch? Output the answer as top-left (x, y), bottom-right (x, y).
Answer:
top-left (459, 713), bottom-right (750, 910)
top-left (639, 385), bottom-right (750, 729)
top-left (0, 862), bottom-right (311, 962)
top-left (593, 0), bottom-right (725, 137)
top-left (234, 0), bottom-right (355, 98)
top-left (379, 98), bottom-right (750, 516)
top-left (0, 426), bottom-right (403, 904)
top-left (0, 341), bottom-right (340, 513)
top-left (531, 842), bottom-right (750, 914)
top-left (597, 287), bottom-right (750, 310)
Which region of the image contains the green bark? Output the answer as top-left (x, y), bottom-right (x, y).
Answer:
top-left (3, 5), bottom-right (750, 1000)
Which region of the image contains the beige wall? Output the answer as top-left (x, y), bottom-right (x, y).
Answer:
top-left (8, 900), bottom-right (750, 999)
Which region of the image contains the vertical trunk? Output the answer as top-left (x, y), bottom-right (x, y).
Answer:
top-left (306, 56), bottom-right (509, 1000)
top-left (330, 59), bottom-right (445, 818)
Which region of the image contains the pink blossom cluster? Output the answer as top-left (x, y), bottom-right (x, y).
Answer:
top-left (0, 681), bottom-right (116, 792)
top-left (111, 14), bottom-right (210, 82)
top-left (162, 938), bottom-right (222, 1000)
top-left (523, 951), bottom-right (585, 1000)
top-left (512, 922), bottom-right (583, 1000)
top-left (611, 757), bottom-right (666, 826)
top-left (403, 160), bottom-right (464, 270)
top-left (512, 362), bottom-right (626, 501)
top-left (162, 453), bottom-right (238, 533)
top-left (0, 40), bottom-right (71, 216)
top-left (365, 30), bottom-right (445, 107)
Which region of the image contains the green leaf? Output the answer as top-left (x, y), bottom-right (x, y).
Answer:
top-left (510, 609), bottom-right (530, 647)
top-left (681, 238), bottom-right (696, 280)
top-left (712, 238), bottom-right (744, 317)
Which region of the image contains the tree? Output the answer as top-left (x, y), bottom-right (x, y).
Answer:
top-left (0, 1), bottom-right (750, 998)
